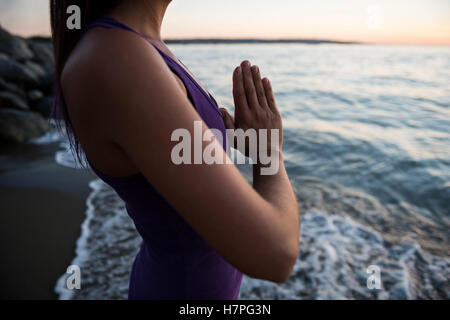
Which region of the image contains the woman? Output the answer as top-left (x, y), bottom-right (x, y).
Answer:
top-left (50, 0), bottom-right (300, 300)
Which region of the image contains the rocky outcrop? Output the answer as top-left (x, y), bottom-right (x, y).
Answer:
top-left (0, 27), bottom-right (34, 61)
top-left (34, 96), bottom-right (54, 118)
top-left (0, 91), bottom-right (29, 110)
top-left (0, 25), bottom-right (55, 144)
top-left (0, 108), bottom-right (50, 143)
top-left (0, 54), bottom-right (40, 87)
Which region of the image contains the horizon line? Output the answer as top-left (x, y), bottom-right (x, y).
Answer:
top-left (27, 34), bottom-right (450, 46)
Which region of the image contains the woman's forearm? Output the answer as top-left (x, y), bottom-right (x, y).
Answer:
top-left (252, 152), bottom-right (300, 281)
top-left (253, 153), bottom-right (298, 218)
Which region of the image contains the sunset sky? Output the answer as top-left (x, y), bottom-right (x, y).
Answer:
top-left (0, 0), bottom-right (449, 45)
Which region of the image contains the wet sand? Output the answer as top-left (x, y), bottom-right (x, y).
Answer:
top-left (0, 141), bottom-right (95, 299)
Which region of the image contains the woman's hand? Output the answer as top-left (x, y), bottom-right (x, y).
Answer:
top-left (220, 60), bottom-right (283, 161)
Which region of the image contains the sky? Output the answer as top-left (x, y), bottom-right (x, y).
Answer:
top-left (0, 0), bottom-right (449, 45)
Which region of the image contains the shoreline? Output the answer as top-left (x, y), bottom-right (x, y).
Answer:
top-left (0, 141), bottom-right (95, 299)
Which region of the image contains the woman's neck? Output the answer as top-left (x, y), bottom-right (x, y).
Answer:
top-left (108, 0), bottom-right (171, 41)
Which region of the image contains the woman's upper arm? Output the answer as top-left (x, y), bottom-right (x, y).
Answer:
top-left (80, 32), bottom-right (292, 281)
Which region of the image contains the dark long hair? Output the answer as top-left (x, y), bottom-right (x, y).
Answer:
top-left (50, 0), bottom-right (123, 166)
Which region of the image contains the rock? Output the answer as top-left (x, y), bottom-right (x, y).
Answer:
top-left (42, 69), bottom-right (55, 92)
top-left (24, 60), bottom-right (47, 80)
top-left (0, 26), bottom-right (34, 61)
top-left (0, 91), bottom-right (29, 110)
top-left (27, 89), bottom-right (44, 102)
top-left (0, 77), bottom-right (9, 90)
top-left (389, 284), bottom-right (409, 300)
top-left (0, 77), bottom-right (26, 97)
top-left (34, 96), bottom-right (54, 118)
top-left (0, 53), bottom-right (39, 87)
top-left (24, 60), bottom-right (54, 90)
top-left (0, 108), bottom-right (49, 143)
top-left (28, 41), bottom-right (55, 91)
top-left (28, 40), bottom-right (54, 69)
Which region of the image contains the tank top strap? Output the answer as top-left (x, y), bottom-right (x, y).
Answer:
top-left (81, 16), bottom-right (222, 115)
top-left (82, 16), bottom-right (171, 60)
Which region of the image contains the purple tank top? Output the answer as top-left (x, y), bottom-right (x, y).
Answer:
top-left (80, 17), bottom-right (242, 299)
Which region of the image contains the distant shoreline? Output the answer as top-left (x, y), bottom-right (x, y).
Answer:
top-left (26, 36), bottom-right (450, 46)
top-left (28, 35), bottom-right (360, 45)
top-left (164, 39), bottom-right (361, 45)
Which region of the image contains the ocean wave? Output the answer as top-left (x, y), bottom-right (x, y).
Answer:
top-left (28, 127), bottom-right (63, 145)
top-left (53, 171), bottom-right (449, 300)
top-left (55, 179), bottom-right (141, 300)
top-left (241, 210), bottom-right (449, 300)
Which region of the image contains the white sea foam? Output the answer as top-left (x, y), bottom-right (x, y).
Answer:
top-left (54, 179), bottom-right (141, 300)
top-left (54, 143), bottom-right (86, 169)
top-left (29, 128), bottom-right (63, 145)
top-left (241, 210), bottom-right (449, 299)
top-left (52, 173), bottom-right (449, 300)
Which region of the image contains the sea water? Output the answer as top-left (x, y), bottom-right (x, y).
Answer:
top-left (38, 44), bottom-right (449, 299)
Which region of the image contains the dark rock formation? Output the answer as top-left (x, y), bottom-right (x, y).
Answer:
top-left (0, 91), bottom-right (29, 110)
top-left (0, 108), bottom-right (50, 143)
top-left (27, 89), bottom-right (44, 102)
top-left (0, 53), bottom-right (40, 87)
top-left (0, 26), bottom-right (34, 61)
top-left (0, 25), bottom-right (55, 144)
top-left (34, 96), bottom-right (54, 118)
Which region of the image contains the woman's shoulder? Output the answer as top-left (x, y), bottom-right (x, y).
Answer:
top-left (61, 27), bottom-right (164, 95)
